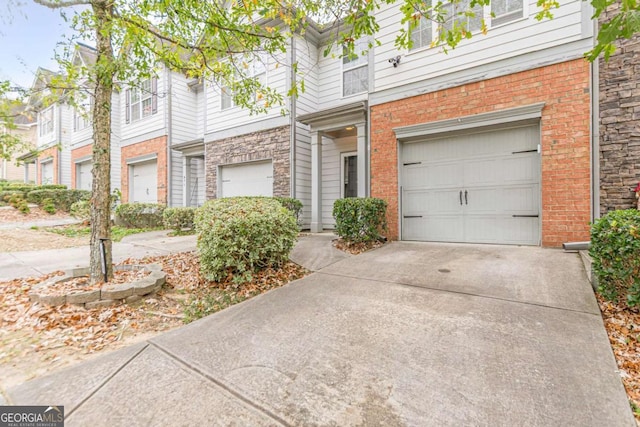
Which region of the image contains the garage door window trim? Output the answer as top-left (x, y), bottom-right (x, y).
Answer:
top-left (126, 153), bottom-right (158, 165)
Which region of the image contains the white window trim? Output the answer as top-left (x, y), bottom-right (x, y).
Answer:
top-left (130, 79), bottom-right (154, 122)
top-left (341, 40), bottom-right (369, 98)
top-left (39, 106), bottom-right (55, 137)
top-left (220, 56), bottom-right (269, 111)
top-left (407, 0), bottom-right (529, 53)
top-left (74, 98), bottom-right (93, 132)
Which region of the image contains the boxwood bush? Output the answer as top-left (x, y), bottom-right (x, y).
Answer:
top-left (115, 203), bottom-right (166, 228)
top-left (590, 209), bottom-right (640, 307)
top-left (26, 189), bottom-right (90, 212)
top-left (332, 197), bottom-right (388, 243)
top-left (163, 207), bottom-right (196, 234)
top-left (195, 197), bottom-right (298, 283)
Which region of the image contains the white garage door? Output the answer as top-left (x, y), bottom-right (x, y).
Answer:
top-left (130, 160), bottom-right (158, 203)
top-left (220, 161), bottom-right (273, 198)
top-left (401, 124), bottom-right (540, 245)
top-left (41, 160), bottom-right (53, 184)
top-left (76, 161), bottom-right (92, 191)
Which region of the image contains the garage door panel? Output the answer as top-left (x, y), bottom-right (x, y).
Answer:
top-left (401, 124), bottom-right (540, 245)
top-left (220, 161), bottom-right (273, 198)
top-left (131, 161), bottom-right (158, 204)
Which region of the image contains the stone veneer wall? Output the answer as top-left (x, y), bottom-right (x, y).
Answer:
top-left (205, 125), bottom-right (291, 199)
top-left (599, 5), bottom-right (640, 214)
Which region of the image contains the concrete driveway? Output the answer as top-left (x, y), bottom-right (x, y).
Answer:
top-left (6, 241), bottom-right (634, 426)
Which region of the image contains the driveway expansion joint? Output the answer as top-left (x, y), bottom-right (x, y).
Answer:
top-left (148, 341), bottom-right (290, 426)
top-left (315, 270), bottom-right (602, 317)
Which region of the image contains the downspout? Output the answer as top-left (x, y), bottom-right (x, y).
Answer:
top-left (591, 18), bottom-right (600, 221)
top-left (57, 105), bottom-right (63, 185)
top-left (289, 36), bottom-right (297, 198)
top-left (166, 67), bottom-right (173, 206)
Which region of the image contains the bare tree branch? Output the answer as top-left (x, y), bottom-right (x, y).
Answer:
top-left (33, 0), bottom-right (91, 8)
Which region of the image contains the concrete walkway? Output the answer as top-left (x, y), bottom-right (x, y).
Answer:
top-left (4, 239), bottom-right (635, 426)
top-left (0, 217), bottom-right (82, 230)
top-left (0, 230), bottom-right (197, 281)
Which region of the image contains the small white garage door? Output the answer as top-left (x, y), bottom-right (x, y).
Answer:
top-left (41, 160), bottom-right (54, 184)
top-left (76, 161), bottom-right (92, 191)
top-left (401, 124), bottom-right (540, 245)
top-left (130, 160), bottom-right (158, 203)
top-left (220, 161), bottom-right (273, 198)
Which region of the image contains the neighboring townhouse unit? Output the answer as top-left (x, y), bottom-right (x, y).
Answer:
top-left (367, 0), bottom-right (595, 247)
top-left (68, 44), bottom-right (122, 194)
top-left (2, 105), bottom-right (37, 181)
top-left (597, 4), bottom-right (640, 214)
top-left (120, 63), bottom-right (205, 207)
top-left (20, 68), bottom-right (73, 186)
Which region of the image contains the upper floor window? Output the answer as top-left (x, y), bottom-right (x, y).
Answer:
top-left (491, 0), bottom-right (524, 26)
top-left (125, 77), bottom-right (158, 123)
top-left (39, 106), bottom-right (54, 137)
top-left (342, 38), bottom-right (369, 97)
top-left (74, 96), bottom-right (93, 132)
top-left (409, 0), bottom-right (523, 51)
top-left (221, 56), bottom-right (267, 111)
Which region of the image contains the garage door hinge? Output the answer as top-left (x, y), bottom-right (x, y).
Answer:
top-left (403, 215), bottom-right (423, 219)
top-left (512, 214), bottom-right (539, 218)
top-left (403, 162), bottom-right (422, 166)
top-left (511, 149), bottom-right (537, 154)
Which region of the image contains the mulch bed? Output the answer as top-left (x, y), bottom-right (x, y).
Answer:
top-left (597, 294), bottom-right (640, 422)
top-left (332, 238), bottom-right (384, 255)
top-left (37, 269), bottom-right (151, 296)
top-left (0, 205), bottom-right (73, 223)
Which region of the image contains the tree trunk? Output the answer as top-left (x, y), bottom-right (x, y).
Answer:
top-left (89, 0), bottom-right (115, 284)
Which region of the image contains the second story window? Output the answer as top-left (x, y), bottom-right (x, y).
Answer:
top-left (491, 0), bottom-right (524, 26)
top-left (410, 16), bottom-right (433, 50)
top-left (74, 96), bottom-right (93, 132)
top-left (221, 55), bottom-right (267, 111)
top-left (39, 106), bottom-right (54, 137)
top-left (342, 38), bottom-right (369, 97)
top-left (125, 77), bottom-right (158, 124)
top-left (221, 85), bottom-right (234, 110)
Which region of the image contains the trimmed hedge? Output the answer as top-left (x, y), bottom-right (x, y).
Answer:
top-left (70, 200), bottom-right (91, 222)
top-left (0, 183), bottom-right (66, 192)
top-left (26, 189), bottom-right (90, 212)
top-left (195, 197), bottom-right (298, 283)
top-left (590, 209), bottom-right (640, 307)
top-left (115, 203), bottom-right (166, 228)
top-left (274, 197), bottom-right (303, 225)
top-left (162, 207), bottom-right (196, 234)
top-left (1, 191), bottom-right (25, 202)
top-left (332, 197), bottom-right (387, 243)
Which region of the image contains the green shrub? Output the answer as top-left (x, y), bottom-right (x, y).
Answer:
top-left (590, 209), bottom-right (640, 307)
top-left (274, 197), bottom-right (303, 225)
top-left (0, 183), bottom-right (66, 193)
top-left (115, 203), bottom-right (166, 228)
top-left (1, 191), bottom-right (24, 203)
top-left (332, 197), bottom-right (388, 243)
top-left (70, 200), bottom-right (91, 223)
top-left (26, 189), bottom-right (90, 212)
top-left (162, 207), bottom-right (196, 234)
top-left (42, 198), bottom-right (56, 214)
top-left (17, 200), bottom-right (30, 214)
top-left (195, 197), bottom-right (298, 283)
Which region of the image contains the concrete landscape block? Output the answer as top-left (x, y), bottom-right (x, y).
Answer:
top-left (133, 278), bottom-right (158, 296)
top-left (66, 289), bottom-right (101, 305)
top-left (101, 284), bottom-right (134, 300)
top-left (85, 299), bottom-right (119, 309)
top-left (38, 294), bottom-right (67, 306)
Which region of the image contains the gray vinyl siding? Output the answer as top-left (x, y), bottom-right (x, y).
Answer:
top-left (170, 72), bottom-right (199, 145)
top-left (188, 157), bottom-right (205, 207)
top-left (295, 122), bottom-right (311, 228)
top-left (110, 92), bottom-right (122, 194)
top-left (374, 0), bottom-right (590, 92)
top-left (321, 136), bottom-right (357, 228)
top-left (295, 35), bottom-right (319, 117)
top-left (59, 105), bottom-right (72, 187)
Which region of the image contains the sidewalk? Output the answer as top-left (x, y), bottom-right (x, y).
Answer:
top-left (0, 230), bottom-right (197, 281)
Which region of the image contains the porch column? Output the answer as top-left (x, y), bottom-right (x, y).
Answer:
top-left (183, 156), bottom-right (191, 207)
top-left (356, 122), bottom-right (367, 197)
top-left (23, 162), bottom-right (29, 183)
top-left (310, 130), bottom-right (323, 233)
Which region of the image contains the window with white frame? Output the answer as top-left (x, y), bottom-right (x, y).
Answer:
top-left (221, 55), bottom-right (267, 110)
top-left (409, 0), bottom-right (524, 50)
top-left (74, 96), bottom-right (92, 132)
top-left (39, 106), bottom-right (54, 137)
top-left (221, 85), bottom-right (234, 110)
top-left (342, 38), bottom-right (369, 97)
top-left (126, 78), bottom-right (157, 123)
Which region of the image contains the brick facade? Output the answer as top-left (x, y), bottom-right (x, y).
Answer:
top-left (205, 125), bottom-right (291, 199)
top-left (70, 144), bottom-right (93, 189)
top-left (120, 136), bottom-right (168, 204)
top-left (37, 146), bottom-right (59, 185)
top-left (370, 59), bottom-right (592, 247)
top-left (599, 5), bottom-right (640, 213)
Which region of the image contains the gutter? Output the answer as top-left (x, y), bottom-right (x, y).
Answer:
top-left (591, 17), bottom-right (600, 221)
top-left (289, 35), bottom-right (297, 198)
top-left (57, 105), bottom-right (63, 185)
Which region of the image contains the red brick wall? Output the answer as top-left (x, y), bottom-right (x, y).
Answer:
top-left (370, 59), bottom-right (591, 247)
top-left (120, 136), bottom-right (168, 204)
top-left (37, 146), bottom-right (59, 185)
top-left (70, 144), bottom-right (93, 189)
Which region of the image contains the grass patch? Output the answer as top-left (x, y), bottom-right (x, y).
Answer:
top-left (182, 290), bottom-right (250, 324)
top-left (44, 224), bottom-right (161, 242)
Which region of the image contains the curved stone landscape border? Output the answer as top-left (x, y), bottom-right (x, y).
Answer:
top-left (29, 264), bottom-right (166, 309)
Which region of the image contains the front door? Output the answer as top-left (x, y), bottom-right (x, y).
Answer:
top-left (342, 152), bottom-right (358, 198)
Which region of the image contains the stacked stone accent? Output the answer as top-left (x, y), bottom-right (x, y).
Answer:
top-left (205, 125), bottom-right (291, 199)
top-left (599, 5), bottom-right (640, 214)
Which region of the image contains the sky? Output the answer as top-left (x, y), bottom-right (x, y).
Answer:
top-left (0, 1), bottom-right (80, 91)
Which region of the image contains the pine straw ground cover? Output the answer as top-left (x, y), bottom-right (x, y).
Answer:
top-left (0, 252), bottom-right (308, 388)
top-left (597, 295), bottom-right (640, 423)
